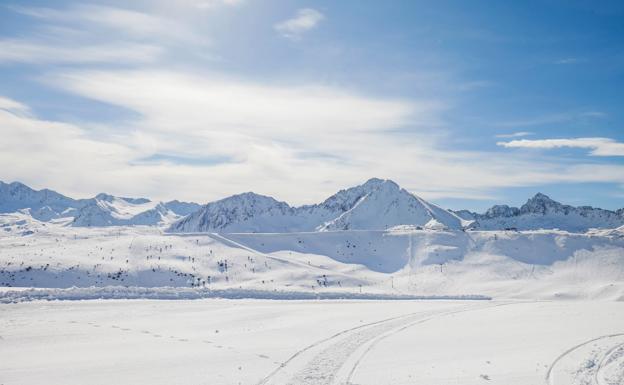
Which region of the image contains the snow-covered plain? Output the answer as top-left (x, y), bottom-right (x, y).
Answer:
top-left (1, 299), bottom-right (623, 385)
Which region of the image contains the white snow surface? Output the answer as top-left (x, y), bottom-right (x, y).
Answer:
top-left (1, 299), bottom-right (623, 385)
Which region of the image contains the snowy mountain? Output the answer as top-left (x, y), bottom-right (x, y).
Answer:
top-left (469, 193), bottom-right (624, 232)
top-left (0, 181), bottom-right (81, 221)
top-left (0, 181), bottom-right (199, 227)
top-left (4, 179), bottom-right (622, 232)
top-left (314, 178), bottom-right (464, 231)
top-left (168, 192), bottom-right (297, 233)
top-left (168, 178), bottom-right (465, 233)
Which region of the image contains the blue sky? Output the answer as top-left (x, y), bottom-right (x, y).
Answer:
top-left (0, 0), bottom-right (623, 211)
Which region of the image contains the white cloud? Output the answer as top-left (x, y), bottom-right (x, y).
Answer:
top-left (1, 67), bottom-right (617, 204)
top-left (495, 131), bottom-right (533, 138)
top-left (274, 8), bottom-right (325, 40)
top-left (11, 4), bottom-right (196, 41)
top-left (498, 137), bottom-right (624, 156)
top-left (2, 4), bottom-right (204, 66)
top-left (0, 39), bottom-right (162, 64)
top-left (0, 96), bottom-right (29, 114)
top-left (0, 97), bottom-right (138, 198)
top-left (194, 0), bottom-right (244, 9)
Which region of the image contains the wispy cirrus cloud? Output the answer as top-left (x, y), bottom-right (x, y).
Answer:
top-left (0, 96), bottom-right (29, 113)
top-left (1, 3), bottom-right (207, 66)
top-left (554, 57), bottom-right (584, 65)
top-left (496, 111), bottom-right (607, 128)
top-left (0, 39), bottom-right (162, 64)
top-left (495, 131), bottom-right (533, 138)
top-left (498, 137), bottom-right (624, 156)
top-left (194, 0), bottom-right (244, 9)
top-left (274, 8), bottom-right (324, 40)
top-left (10, 4), bottom-right (200, 41)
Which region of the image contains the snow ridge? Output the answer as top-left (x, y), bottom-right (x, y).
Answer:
top-left (0, 180), bottom-right (199, 227)
top-left (468, 193), bottom-right (624, 232)
top-left (3, 179), bottom-right (623, 232)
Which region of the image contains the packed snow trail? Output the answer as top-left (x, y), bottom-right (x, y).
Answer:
top-left (546, 334), bottom-right (624, 385)
top-left (258, 301), bottom-right (531, 385)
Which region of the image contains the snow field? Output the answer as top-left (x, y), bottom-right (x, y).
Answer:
top-left (1, 300), bottom-right (623, 385)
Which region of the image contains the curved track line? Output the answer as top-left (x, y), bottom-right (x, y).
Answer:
top-left (258, 301), bottom-right (534, 385)
top-left (595, 342), bottom-right (624, 385)
top-left (342, 301), bottom-right (532, 385)
top-left (545, 333), bottom-right (624, 385)
top-left (254, 306), bottom-right (471, 385)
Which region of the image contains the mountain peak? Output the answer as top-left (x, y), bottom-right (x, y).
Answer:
top-left (317, 178), bottom-right (463, 231)
top-left (362, 178), bottom-right (399, 190)
top-left (531, 192), bottom-right (554, 201)
top-left (7, 181), bottom-right (29, 188)
top-left (521, 193), bottom-right (563, 215)
top-left (95, 193), bottom-right (115, 202)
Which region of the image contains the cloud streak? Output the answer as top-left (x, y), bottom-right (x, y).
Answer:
top-left (498, 137), bottom-right (624, 156)
top-left (495, 131), bottom-right (533, 138)
top-left (0, 39), bottom-right (162, 64)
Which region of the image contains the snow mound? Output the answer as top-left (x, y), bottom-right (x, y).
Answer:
top-left (0, 286), bottom-right (489, 303)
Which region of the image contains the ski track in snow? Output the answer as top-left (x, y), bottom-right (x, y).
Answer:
top-left (546, 333), bottom-right (624, 385)
top-left (258, 301), bottom-right (532, 385)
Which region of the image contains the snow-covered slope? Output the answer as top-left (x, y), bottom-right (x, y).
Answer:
top-left (164, 200), bottom-right (201, 216)
top-left (71, 194), bottom-right (180, 227)
top-left (470, 193), bottom-right (624, 232)
top-left (168, 178), bottom-right (465, 233)
top-left (2, 213), bottom-right (624, 300)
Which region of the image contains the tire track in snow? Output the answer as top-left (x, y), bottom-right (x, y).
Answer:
top-left (258, 301), bottom-right (528, 385)
top-left (341, 301), bottom-right (533, 385)
top-left (545, 333), bottom-right (624, 385)
top-left (595, 342), bottom-right (624, 385)
top-left (255, 307), bottom-right (461, 385)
